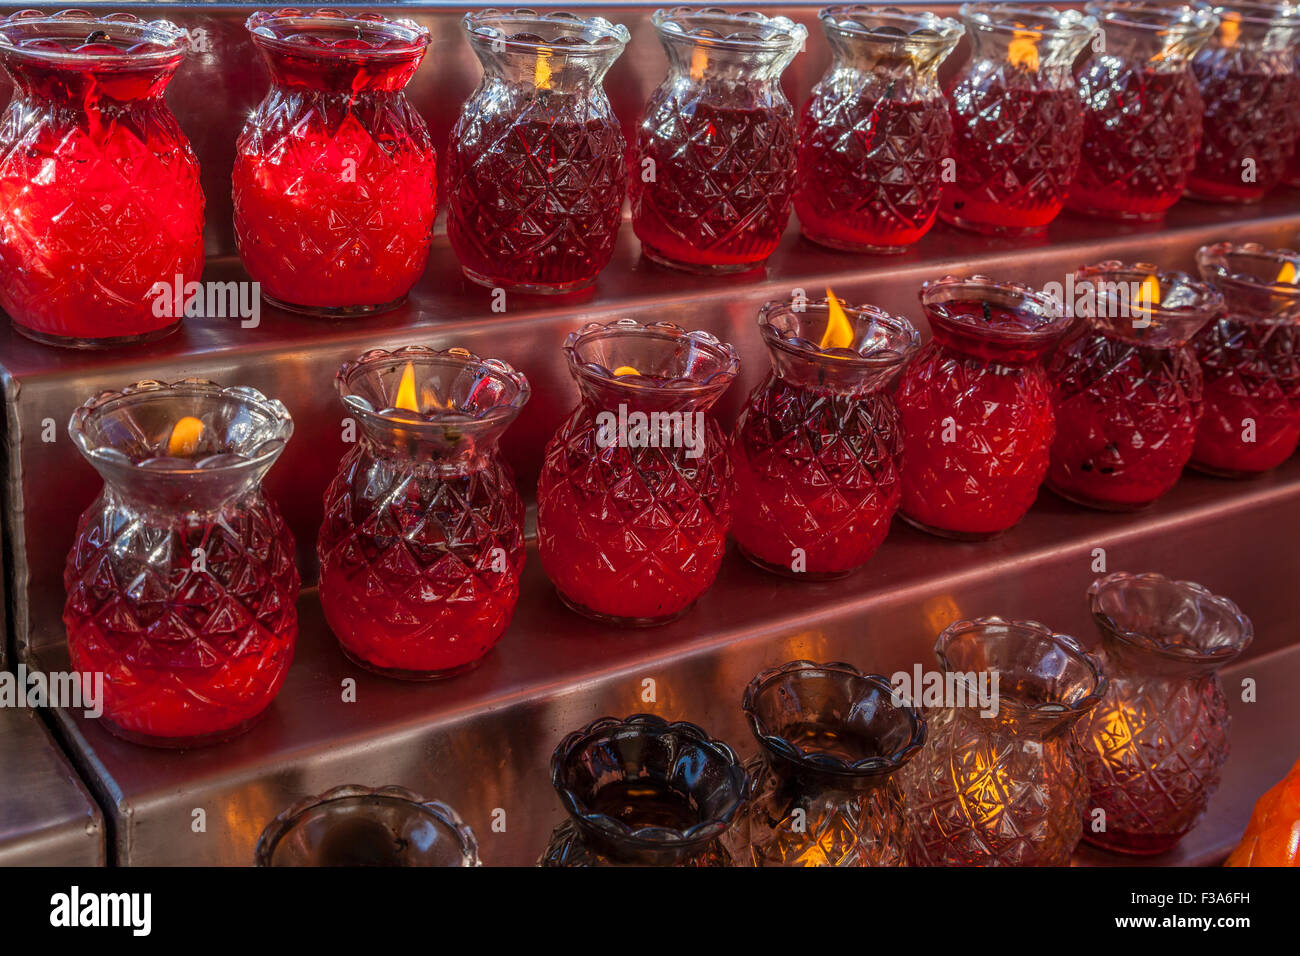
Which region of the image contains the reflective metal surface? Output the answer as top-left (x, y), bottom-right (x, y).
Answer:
top-left (0, 708), bottom-right (104, 866)
top-left (35, 457), bottom-right (1300, 864)
top-left (2, 1), bottom-right (1299, 867)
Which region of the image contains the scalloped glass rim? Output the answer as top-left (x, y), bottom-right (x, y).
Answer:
top-left (0, 9), bottom-right (187, 63)
top-left (1085, 0), bottom-right (1219, 34)
top-left (336, 345), bottom-right (530, 430)
top-left (935, 616), bottom-right (1107, 716)
top-left (463, 7), bottom-right (630, 54)
top-left (758, 298), bottom-right (920, 367)
top-left (1196, 241), bottom-right (1300, 298)
top-left (563, 319), bottom-right (740, 394)
top-left (1074, 260), bottom-right (1224, 318)
top-left (1195, 0), bottom-right (1300, 28)
top-left (68, 380), bottom-right (293, 475)
top-left (246, 8), bottom-right (430, 56)
top-left (743, 660), bottom-right (926, 775)
top-left (652, 6), bottom-right (808, 50)
top-left (550, 714), bottom-right (748, 849)
top-left (254, 784), bottom-right (480, 867)
top-left (1088, 571), bottom-right (1254, 661)
top-left (819, 5), bottom-right (965, 43)
top-left (959, 1), bottom-right (1098, 35)
top-left (920, 274), bottom-right (1074, 340)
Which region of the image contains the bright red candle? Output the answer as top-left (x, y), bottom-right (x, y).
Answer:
top-left (940, 5), bottom-right (1094, 236)
top-left (1190, 242), bottom-right (1300, 475)
top-left (1068, 3), bottom-right (1214, 221)
top-left (731, 296), bottom-right (918, 577)
top-left (1048, 264), bottom-right (1220, 510)
top-left (318, 348), bottom-right (529, 679)
top-left (0, 11), bottom-right (203, 347)
top-left (63, 382), bottom-right (298, 747)
top-left (233, 10), bottom-right (435, 315)
top-left (897, 277), bottom-right (1074, 538)
top-left (794, 8), bottom-right (960, 253)
top-left (537, 321), bottom-right (738, 625)
top-left (447, 11), bottom-right (628, 294)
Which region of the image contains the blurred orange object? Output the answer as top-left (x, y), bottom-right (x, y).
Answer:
top-left (1226, 757), bottom-right (1300, 866)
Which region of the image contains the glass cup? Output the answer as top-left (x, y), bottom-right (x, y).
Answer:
top-left (630, 7), bottom-right (804, 273)
top-left (902, 616), bottom-right (1107, 866)
top-left (731, 295), bottom-right (918, 577)
top-left (318, 347), bottom-right (530, 679)
top-left (1076, 572), bottom-right (1252, 855)
top-left (256, 785), bottom-right (480, 866)
top-left (539, 714), bottom-right (749, 866)
top-left (896, 276), bottom-right (1076, 538)
top-left (447, 9), bottom-right (629, 293)
top-left (0, 10), bottom-right (204, 347)
top-left (1069, 2), bottom-right (1217, 220)
top-left (1191, 241), bottom-right (1300, 474)
top-left (727, 660), bottom-right (925, 866)
top-left (1048, 262), bottom-right (1222, 509)
top-left (233, 9), bottom-right (436, 316)
top-left (537, 319), bottom-right (739, 625)
top-left (796, 6), bottom-right (963, 252)
top-left (940, 3), bottom-right (1097, 235)
top-left (64, 380), bottom-right (298, 747)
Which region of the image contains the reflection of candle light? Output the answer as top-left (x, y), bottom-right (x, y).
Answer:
top-left (820, 288), bottom-right (854, 349)
top-left (167, 416), bottom-right (205, 457)
top-left (613, 365), bottom-right (641, 376)
top-left (1220, 13), bottom-right (1240, 49)
top-left (395, 361), bottom-right (420, 414)
top-left (690, 46), bottom-right (708, 82)
top-left (1277, 261), bottom-right (1297, 284)
top-left (1136, 274), bottom-right (1160, 308)
top-left (535, 47), bottom-right (553, 90)
top-left (1008, 30), bottom-right (1040, 70)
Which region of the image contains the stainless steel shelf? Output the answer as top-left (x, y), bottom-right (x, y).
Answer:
top-left (33, 457), bottom-right (1300, 864)
top-left (0, 708), bottom-right (104, 866)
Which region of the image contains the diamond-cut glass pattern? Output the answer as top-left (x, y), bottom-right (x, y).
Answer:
top-left (233, 89), bottom-right (437, 310)
top-left (731, 377), bottom-right (901, 575)
top-left (447, 93), bottom-right (627, 290)
top-left (796, 82), bottom-right (951, 250)
top-left (727, 757), bottom-right (911, 867)
top-left (317, 443), bottom-right (526, 675)
top-left (1049, 332), bottom-right (1204, 507)
top-left (1076, 669), bottom-right (1229, 853)
top-left (0, 85), bottom-right (204, 341)
top-left (1070, 60), bottom-right (1203, 218)
top-left (902, 707), bottom-right (1088, 866)
top-left (64, 493), bottom-right (299, 742)
top-left (537, 406), bottom-right (733, 623)
top-left (1191, 316), bottom-right (1300, 473)
top-left (631, 92), bottom-right (797, 269)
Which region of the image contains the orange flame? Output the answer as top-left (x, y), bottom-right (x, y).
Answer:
top-left (1008, 30), bottom-right (1040, 70)
top-left (690, 46), bottom-right (709, 82)
top-left (820, 288), bottom-right (855, 350)
top-left (1220, 14), bottom-right (1241, 49)
top-left (395, 362), bottom-right (420, 413)
top-left (613, 365), bottom-right (642, 377)
top-left (166, 416), bottom-right (205, 457)
top-left (1136, 274), bottom-right (1161, 309)
top-left (535, 47), bottom-right (553, 91)
top-left (1278, 261), bottom-right (1297, 284)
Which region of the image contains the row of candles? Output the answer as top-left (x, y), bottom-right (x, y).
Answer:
top-left (62, 240), bottom-right (1297, 748)
top-left (3, 4), bottom-right (1300, 346)
top-left (255, 575), bottom-right (1255, 866)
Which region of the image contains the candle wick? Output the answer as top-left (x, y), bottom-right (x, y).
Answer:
top-left (85, 30), bottom-right (109, 44)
